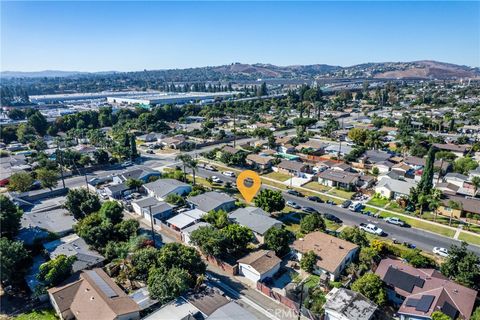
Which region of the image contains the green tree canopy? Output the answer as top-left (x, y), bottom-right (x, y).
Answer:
top-left (99, 201), bottom-right (124, 224)
top-left (0, 237), bottom-right (30, 284)
top-left (220, 224), bottom-right (253, 254)
top-left (453, 156), bottom-right (479, 175)
top-left (351, 273), bottom-right (387, 306)
top-left (0, 195), bottom-right (23, 239)
top-left (38, 255), bottom-right (76, 287)
top-left (440, 241), bottom-right (480, 289)
top-left (157, 242), bottom-right (206, 280)
top-left (300, 214), bottom-right (326, 234)
top-left (65, 189), bottom-right (101, 219)
top-left (131, 247), bottom-right (159, 281)
top-left (264, 227), bottom-right (292, 257)
top-left (254, 189), bottom-right (285, 213)
top-left (8, 171), bottom-right (34, 192)
top-left (189, 226), bottom-right (225, 257)
top-left (148, 267), bottom-right (191, 303)
top-left (431, 311), bottom-right (451, 320)
top-left (203, 210), bottom-right (229, 229)
top-left (300, 250), bottom-right (317, 273)
top-left (35, 168), bottom-right (58, 190)
top-left (339, 226), bottom-right (369, 247)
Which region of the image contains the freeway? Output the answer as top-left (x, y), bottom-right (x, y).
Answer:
top-left (189, 165), bottom-right (480, 257)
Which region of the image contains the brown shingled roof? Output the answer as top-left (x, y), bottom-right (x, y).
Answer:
top-left (291, 232), bottom-right (358, 273)
top-left (237, 250), bottom-right (281, 274)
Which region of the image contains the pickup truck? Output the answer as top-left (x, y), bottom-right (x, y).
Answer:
top-left (384, 217), bottom-right (405, 226)
top-left (359, 223), bottom-right (384, 236)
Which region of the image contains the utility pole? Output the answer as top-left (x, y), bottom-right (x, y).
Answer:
top-left (147, 205), bottom-right (156, 248)
top-left (297, 280), bottom-right (305, 320)
top-left (57, 148), bottom-right (66, 189)
top-left (233, 106), bottom-right (237, 147)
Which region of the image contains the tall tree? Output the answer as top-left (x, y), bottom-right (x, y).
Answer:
top-left (254, 189), bottom-right (285, 212)
top-left (264, 227), bottom-right (292, 257)
top-left (417, 146), bottom-right (437, 196)
top-left (440, 241), bottom-right (480, 289)
top-left (0, 195), bottom-right (23, 239)
top-left (351, 273), bottom-right (387, 306)
top-left (35, 168), bottom-right (59, 190)
top-left (0, 238), bottom-right (30, 284)
top-left (8, 171), bottom-right (34, 192)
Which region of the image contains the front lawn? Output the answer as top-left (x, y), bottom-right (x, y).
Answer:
top-left (366, 197), bottom-right (390, 207)
top-left (328, 188), bottom-right (355, 199)
top-left (263, 171), bottom-right (291, 182)
top-left (15, 309), bottom-right (58, 320)
top-left (386, 202), bottom-right (407, 213)
top-left (458, 232), bottom-right (480, 246)
top-left (303, 182), bottom-right (331, 193)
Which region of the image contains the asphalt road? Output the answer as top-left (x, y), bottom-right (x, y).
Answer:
top-left (192, 166), bottom-right (480, 257)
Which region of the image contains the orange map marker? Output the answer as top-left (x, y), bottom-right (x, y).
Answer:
top-left (237, 170), bottom-right (262, 202)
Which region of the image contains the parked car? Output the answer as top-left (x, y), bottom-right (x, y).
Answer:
top-left (302, 206), bottom-right (318, 214)
top-left (145, 149), bottom-right (154, 154)
top-left (205, 165), bottom-right (217, 171)
top-left (307, 196), bottom-right (323, 203)
top-left (384, 217), bottom-right (405, 226)
top-left (286, 201), bottom-right (301, 209)
top-left (349, 202), bottom-right (364, 212)
top-left (323, 213), bottom-right (342, 224)
top-left (359, 223), bottom-right (384, 236)
top-left (222, 171), bottom-right (235, 177)
top-left (287, 189), bottom-right (305, 197)
top-left (341, 200), bottom-right (352, 208)
top-left (326, 200), bottom-right (336, 205)
top-left (403, 242), bottom-right (416, 249)
top-left (123, 161), bottom-right (134, 167)
top-left (211, 176), bottom-right (223, 183)
top-left (433, 247), bottom-right (449, 257)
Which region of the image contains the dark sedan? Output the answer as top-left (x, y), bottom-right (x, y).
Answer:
top-left (307, 196), bottom-right (324, 203)
top-left (323, 213), bottom-right (343, 224)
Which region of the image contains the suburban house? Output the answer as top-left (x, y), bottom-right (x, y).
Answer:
top-left (229, 207), bottom-right (282, 243)
top-left (166, 208), bottom-right (206, 231)
top-left (246, 154), bottom-right (275, 172)
top-left (137, 132), bottom-right (163, 143)
top-left (18, 208), bottom-right (76, 245)
top-left (143, 178), bottom-right (192, 201)
top-left (375, 177), bottom-right (416, 200)
top-left (43, 234), bottom-right (105, 273)
top-left (141, 201), bottom-right (174, 223)
top-left (113, 168), bottom-right (161, 184)
top-left (181, 222), bottom-right (210, 245)
top-left (187, 191), bottom-right (236, 213)
top-left (104, 183), bottom-right (130, 199)
top-left (216, 145), bottom-right (240, 158)
top-left (237, 250), bottom-right (281, 283)
top-left (403, 156), bottom-right (450, 173)
top-left (433, 143), bottom-right (470, 158)
top-left (438, 194), bottom-right (480, 219)
top-left (160, 135), bottom-right (188, 149)
top-left (444, 173), bottom-right (469, 188)
top-left (324, 288), bottom-right (378, 320)
top-left (291, 232), bottom-right (359, 281)
top-left (275, 159), bottom-right (310, 176)
top-left (48, 268), bottom-right (140, 320)
top-left (318, 169), bottom-right (360, 191)
top-left (375, 258), bottom-right (476, 320)
top-left (296, 140), bottom-right (328, 154)
top-left (372, 161), bottom-right (394, 174)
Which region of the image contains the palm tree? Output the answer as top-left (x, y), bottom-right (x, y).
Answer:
top-left (447, 200), bottom-right (462, 226)
top-left (365, 131), bottom-right (385, 150)
top-left (428, 188), bottom-right (443, 222)
top-left (175, 154), bottom-right (193, 182)
top-left (188, 159), bottom-right (198, 186)
top-left (471, 176), bottom-right (480, 198)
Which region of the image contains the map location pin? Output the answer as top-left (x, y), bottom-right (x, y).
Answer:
top-left (236, 170), bottom-right (262, 203)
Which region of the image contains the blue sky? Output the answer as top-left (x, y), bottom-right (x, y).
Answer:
top-left (1, 1), bottom-right (479, 71)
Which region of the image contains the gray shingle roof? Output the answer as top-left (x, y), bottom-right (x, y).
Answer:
top-left (187, 191), bottom-right (236, 212)
top-left (229, 207), bottom-right (282, 235)
top-left (143, 178), bottom-right (191, 198)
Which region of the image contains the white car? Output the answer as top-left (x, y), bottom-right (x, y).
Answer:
top-left (211, 176), bottom-right (223, 183)
top-left (222, 171), bottom-right (235, 177)
top-left (433, 247), bottom-right (449, 257)
top-left (359, 223), bottom-right (384, 236)
top-left (286, 201), bottom-right (301, 209)
top-left (384, 217), bottom-right (405, 226)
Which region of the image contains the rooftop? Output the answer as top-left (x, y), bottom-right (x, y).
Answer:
top-left (324, 288), bottom-right (377, 320)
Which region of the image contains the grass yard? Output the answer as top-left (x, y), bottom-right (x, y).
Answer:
top-left (328, 188), bottom-right (355, 199)
top-left (304, 275), bottom-right (321, 289)
top-left (386, 202), bottom-right (407, 213)
top-left (15, 309), bottom-right (58, 320)
top-left (366, 197), bottom-right (390, 207)
top-left (263, 171), bottom-right (291, 182)
top-left (325, 220), bottom-right (341, 231)
top-left (458, 232), bottom-right (480, 246)
top-left (303, 181), bottom-right (331, 193)
top-left (364, 206), bottom-right (380, 214)
top-left (378, 211), bottom-right (456, 238)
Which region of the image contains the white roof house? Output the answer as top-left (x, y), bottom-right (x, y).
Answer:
top-left (375, 177), bottom-right (416, 199)
top-left (324, 288), bottom-right (377, 320)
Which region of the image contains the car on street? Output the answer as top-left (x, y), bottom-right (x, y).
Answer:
top-left (384, 217), bottom-right (405, 226)
top-left (341, 200), bottom-right (352, 208)
top-left (287, 189), bottom-right (305, 197)
top-left (145, 150), bottom-right (154, 154)
top-left (123, 161), bottom-right (134, 167)
top-left (349, 202), bottom-right (364, 212)
top-left (211, 176), bottom-right (223, 183)
top-left (359, 223), bottom-right (384, 236)
top-left (286, 201), bottom-right (301, 209)
top-left (323, 213), bottom-right (342, 224)
top-left (307, 196), bottom-right (323, 203)
top-left (326, 200), bottom-right (336, 205)
top-left (205, 165), bottom-right (218, 171)
top-left (222, 171), bottom-right (235, 177)
top-left (433, 247), bottom-right (449, 257)
top-left (302, 206), bottom-right (318, 214)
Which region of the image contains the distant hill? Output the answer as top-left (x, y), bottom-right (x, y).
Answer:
top-left (1, 61), bottom-right (478, 80)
